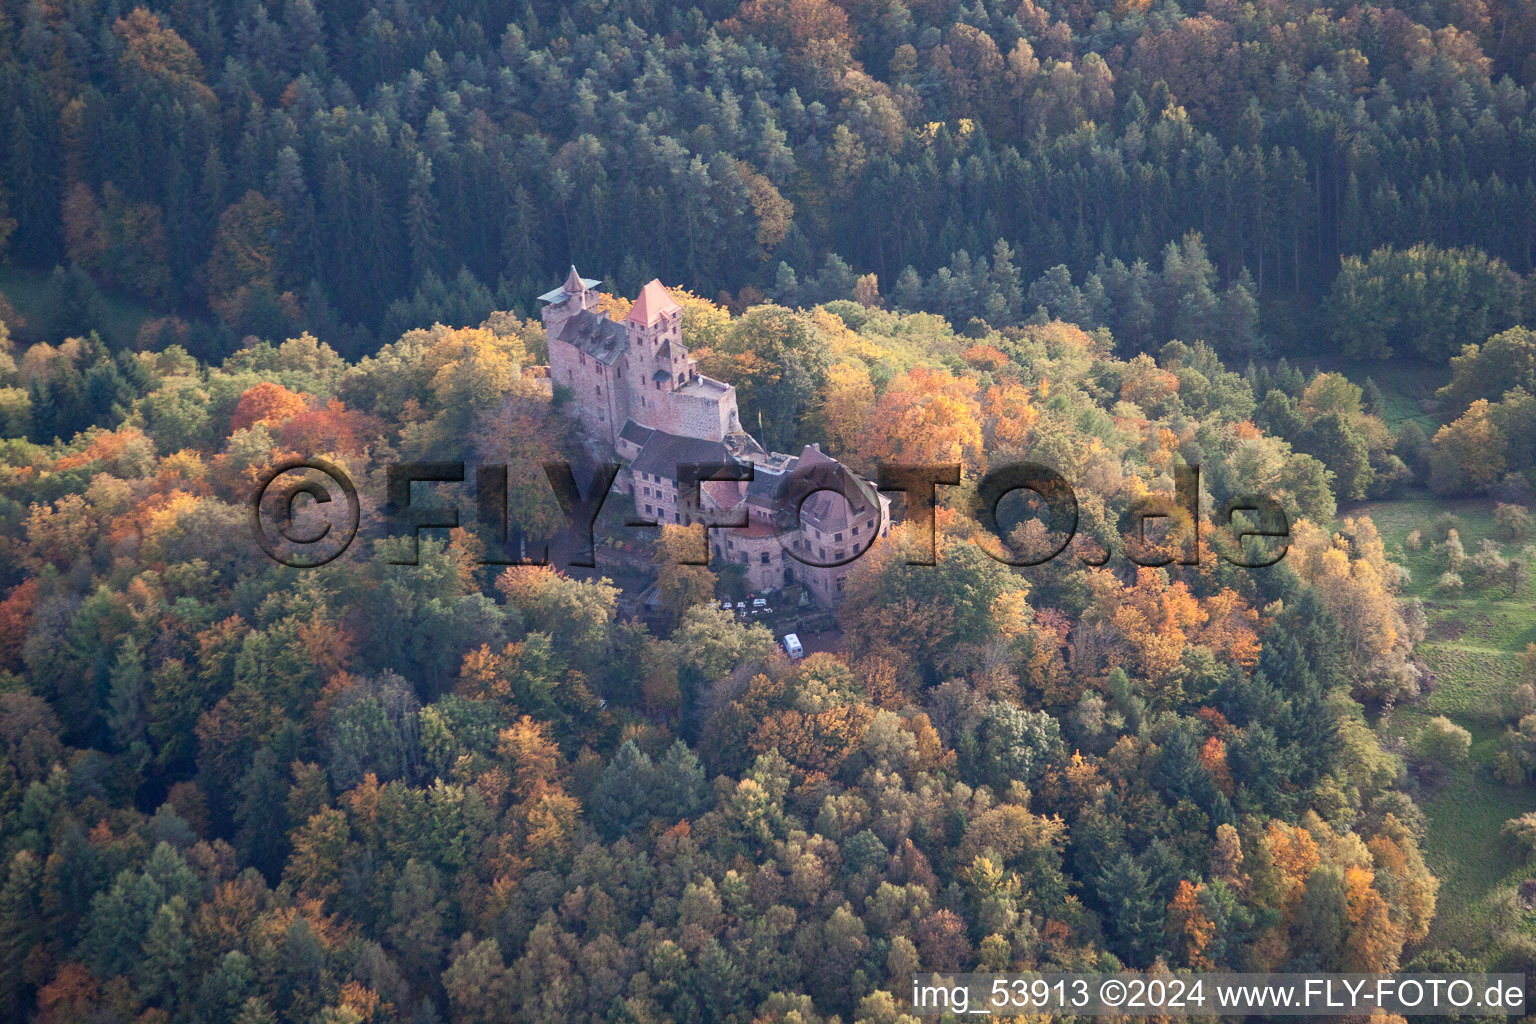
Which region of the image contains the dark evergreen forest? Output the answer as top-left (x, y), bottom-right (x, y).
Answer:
top-left (3, 0), bottom-right (1535, 358)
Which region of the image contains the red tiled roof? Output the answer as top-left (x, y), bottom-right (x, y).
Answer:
top-left (624, 279), bottom-right (681, 326)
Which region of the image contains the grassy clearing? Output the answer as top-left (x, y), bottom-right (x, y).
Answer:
top-left (1297, 356), bottom-right (1444, 433)
top-left (0, 265), bottom-right (153, 346)
top-left (1410, 759), bottom-right (1536, 945)
top-left (1349, 493), bottom-right (1536, 951)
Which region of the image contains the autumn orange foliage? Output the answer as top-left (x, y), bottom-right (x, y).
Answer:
top-left (230, 381), bottom-right (310, 432)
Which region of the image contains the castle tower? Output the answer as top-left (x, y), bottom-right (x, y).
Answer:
top-left (623, 279), bottom-right (741, 440)
top-left (540, 266), bottom-right (629, 444)
top-left (625, 279), bottom-right (687, 401)
top-left (538, 265), bottom-right (601, 338)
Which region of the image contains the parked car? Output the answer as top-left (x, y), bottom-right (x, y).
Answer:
top-left (783, 633), bottom-right (804, 659)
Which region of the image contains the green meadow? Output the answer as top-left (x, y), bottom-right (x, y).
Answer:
top-left (1349, 493), bottom-right (1536, 952)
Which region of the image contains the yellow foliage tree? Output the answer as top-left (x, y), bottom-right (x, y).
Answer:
top-left (655, 524), bottom-right (717, 625)
top-left (1428, 398), bottom-right (1508, 494)
top-left (817, 360), bottom-right (876, 461)
top-left (855, 366), bottom-right (984, 473)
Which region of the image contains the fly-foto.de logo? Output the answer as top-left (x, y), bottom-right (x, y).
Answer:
top-left (250, 458), bottom-right (1290, 572)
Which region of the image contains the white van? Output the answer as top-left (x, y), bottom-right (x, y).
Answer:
top-left (783, 633), bottom-right (804, 660)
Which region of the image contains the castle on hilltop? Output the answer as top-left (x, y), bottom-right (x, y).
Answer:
top-left (541, 267), bottom-right (890, 607)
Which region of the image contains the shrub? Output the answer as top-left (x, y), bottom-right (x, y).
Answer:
top-left (1496, 502), bottom-right (1535, 541)
top-left (1504, 812), bottom-right (1536, 855)
top-left (1413, 715), bottom-right (1471, 769)
top-left (1466, 538), bottom-right (1511, 586)
top-left (1439, 529), bottom-right (1467, 572)
top-left (1512, 681), bottom-right (1536, 719)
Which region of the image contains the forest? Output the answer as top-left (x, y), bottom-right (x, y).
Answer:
top-left (0, 294), bottom-right (1466, 1024)
top-left (0, 0), bottom-right (1534, 359)
top-left (3, 0), bottom-right (1536, 1021)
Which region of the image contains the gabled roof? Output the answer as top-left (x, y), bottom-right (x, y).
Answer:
top-left (630, 428), bottom-right (744, 479)
top-left (754, 445), bottom-right (878, 531)
top-left (734, 444), bottom-right (880, 532)
top-left (745, 455), bottom-right (797, 508)
top-left (802, 471), bottom-right (878, 531)
top-left (555, 308), bottom-right (628, 365)
top-left (624, 279), bottom-right (682, 326)
top-left (618, 420), bottom-right (654, 448)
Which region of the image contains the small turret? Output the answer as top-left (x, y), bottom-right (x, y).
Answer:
top-left (538, 264), bottom-right (601, 340)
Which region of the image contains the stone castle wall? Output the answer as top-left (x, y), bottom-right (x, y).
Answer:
top-left (549, 337), bottom-right (626, 444)
top-left (643, 385), bottom-right (735, 441)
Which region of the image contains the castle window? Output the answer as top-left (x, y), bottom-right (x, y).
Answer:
top-left (761, 552), bottom-right (770, 564)
top-left (645, 504), bottom-right (653, 514)
top-left (836, 576), bottom-right (847, 592)
top-left (835, 550), bottom-right (844, 560)
top-left (596, 385), bottom-right (602, 395)
top-left (852, 526), bottom-right (860, 535)
top-left (834, 532), bottom-right (843, 542)
top-left (866, 519), bottom-right (875, 530)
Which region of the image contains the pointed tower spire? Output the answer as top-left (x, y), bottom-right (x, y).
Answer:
top-left (564, 265), bottom-right (586, 297)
